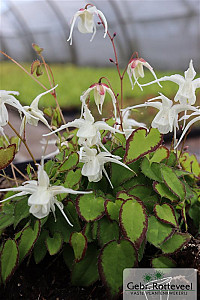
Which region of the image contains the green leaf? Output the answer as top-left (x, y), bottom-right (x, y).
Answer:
top-left (59, 152), bottom-right (79, 171)
top-left (64, 168), bottom-right (82, 189)
top-left (71, 244), bottom-right (99, 286)
top-left (161, 165), bottom-right (186, 200)
top-left (14, 197), bottom-right (30, 229)
top-left (151, 256), bottom-right (176, 268)
top-left (99, 239), bottom-right (137, 297)
top-left (0, 239), bottom-right (19, 283)
top-left (141, 157), bottom-right (163, 182)
top-left (147, 216), bottom-right (174, 247)
top-left (189, 202), bottom-right (200, 230)
top-left (33, 229), bottom-right (48, 264)
top-left (0, 214), bottom-right (15, 230)
top-left (70, 232), bottom-right (87, 262)
top-left (2, 200), bottom-right (15, 214)
top-left (18, 220), bottom-right (41, 263)
top-left (0, 144), bottom-right (16, 170)
top-left (160, 232), bottom-right (190, 254)
top-left (124, 128), bottom-right (162, 164)
top-left (98, 218), bottom-right (120, 247)
top-left (128, 185), bottom-right (152, 200)
top-left (149, 146), bottom-right (169, 163)
top-left (164, 151), bottom-right (177, 167)
top-left (179, 152), bottom-right (200, 178)
top-left (153, 182), bottom-right (179, 202)
top-left (63, 243), bottom-right (75, 271)
top-left (46, 232), bottom-right (63, 255)
top-left (105, 199), bottom-right (123, 221)
top-left (154, 204), bottom-right (178, 227)
top-left (76, 194), bottom-right (105, 222)
top-left (119, 198), bottom-right (148, 248)
top-left (116, 191), bottom-right (131, 201)
top-left (83, 223), bottom-right (93, 242)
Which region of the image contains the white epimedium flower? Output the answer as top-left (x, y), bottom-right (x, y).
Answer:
top-left (44, 105), bottom-right (123, 148)
top-left (67, 5), bottom-right (108, 45)
top-left (123, 93), bottom-right (199, 135)
top-left (127, 58), bottom-right (162, 91)
top-left (141, 60), bottom-right (200, 105)
top-left (0, 90), bottom-right (31, 127)
top-left (115, 110), bottom-right (146, 139)
top-left (0, 158), bottom-right (91, 226)
top-left (80, 83), bottom-right (117, 118)
top-left (175, 110), bottom-right (200, 149)
top-left (20, 86), bottom-right (58, 135)
top-left (78, 146), bottom-right (133, 188)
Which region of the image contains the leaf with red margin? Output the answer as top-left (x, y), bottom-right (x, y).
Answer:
top-left (76, 193), bottom-right (105, 222)
top-left (149, 146), bottom-right (169, 163)
top-left (151, 256), bottom-right (176, 268)
top-left (98, 239), bottom-right (137, 298)
top-left (124, 128), bottom-right (163, 164)
top-left (46, 232), bottom-right (63, 256)
top-left (154, 203), bottom-right (178, 227)
top-left (119, 197), bottom-right (148, 249)
top-left (69, 232), bottom-right (87, 262)
top-left (153, 182), bottom-right (179, 202)
top-left (160, 232), bottom-right (191, 254)
top-left (161, 165), bottom-right (186, 200)
top-left (0, 239), bottom-right (19, 284)
top-left (0, 144), bottom-right (16, 170)
top-left (105, 199), bottom-right (124, 221)
top-left (18, 220), bottom-right (41, 263)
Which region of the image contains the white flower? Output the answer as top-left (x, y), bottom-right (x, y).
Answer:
top-left (127, 58), bottom-right (162, 91)
top-left (20, 86), bottom-right (57, 135)
top-left (79, 146), bottom-right (133, 188)
top-left (44, 105), bottom-right (123, 148)
top-left (0, 158), bottom-right (91, 226)
top-left (67, 6), bottom-right (108, 45)
top-left (141, 60), bottom-right (200, 105)
top-left (175, 110), bottom-right (200, 149)
top-left (123, 93), bottom-right (198, 135)
top-left (116, 110), bottom-right (146, 139)
top-left (80, 83), bottom-right (117, 118)
top-left (0, 90), bottom-right (31, 127)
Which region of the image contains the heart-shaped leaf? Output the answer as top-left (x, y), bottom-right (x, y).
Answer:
top-left (98, 239), bottom-right (137, 298)
top-left (105, 199), bottom-right (123, 221)
top-left (76, 194), bottom-right (105, 222)
top-left (0, 239), bottom-right (19, 284)
top-left (119, 198), bottom-right (148, 248)
top-left (149, 146), bottom-right (169, 163)
top-left (46, 232), bottom-right (63, 255)
top-left (124, 128), bottom-right (163, 164)
top-left (70, 232), bottom-right (87, 262)
top-left (147, 216), bottom-right (174, 247)
top-left (141, 157), bottom-right (163, 182)
top-left (160, 232), bottom-right (190, 254)
top-left (154, 204), bottom-right (178, 227)
top-left (0, 144), bottom-right (16, 170)
top-left (18, 220), bottom-right (41, 263)
top-left (64, 168), bottom-right (82, 189)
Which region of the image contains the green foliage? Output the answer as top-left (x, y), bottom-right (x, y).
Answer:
top-left (46, 232), bottom-right (63, 255)
top-left (151, 256), bottom-right (176, 268)
top-left (98, 239), bottom-right (137, 297)
top-left (0, 144), bottom-right (16, 170)
top-left (70, 232), bottom-right (87, 262)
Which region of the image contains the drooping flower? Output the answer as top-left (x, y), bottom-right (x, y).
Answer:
top-left (141, 60), bottom-right (200, 105)
top-left (44, 105), bottom-right (123, 148)
top-left (127, 58), bottom-right (162, 91)
top-left (20, 86), bottom-right (58, 136)
top-left (0, 90), bottom-right (31, 127)
top-left (80, 83), bottom-right (117, 118)
top-left (175, 110), bottom-right (200, 149)
top-left (67, 5), bottom-right (108, 45)
top-left (123, 93), bottom-right (199, 137)
top-left (0, 158), bottom-right (92, 226)
top-left (115, 110), bottom-right (146, 139)
top-left (78, 146), bottom-right (134, 188)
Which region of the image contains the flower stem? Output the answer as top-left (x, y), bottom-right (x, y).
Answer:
top-left (8, 122), bottom-right (37, 166)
